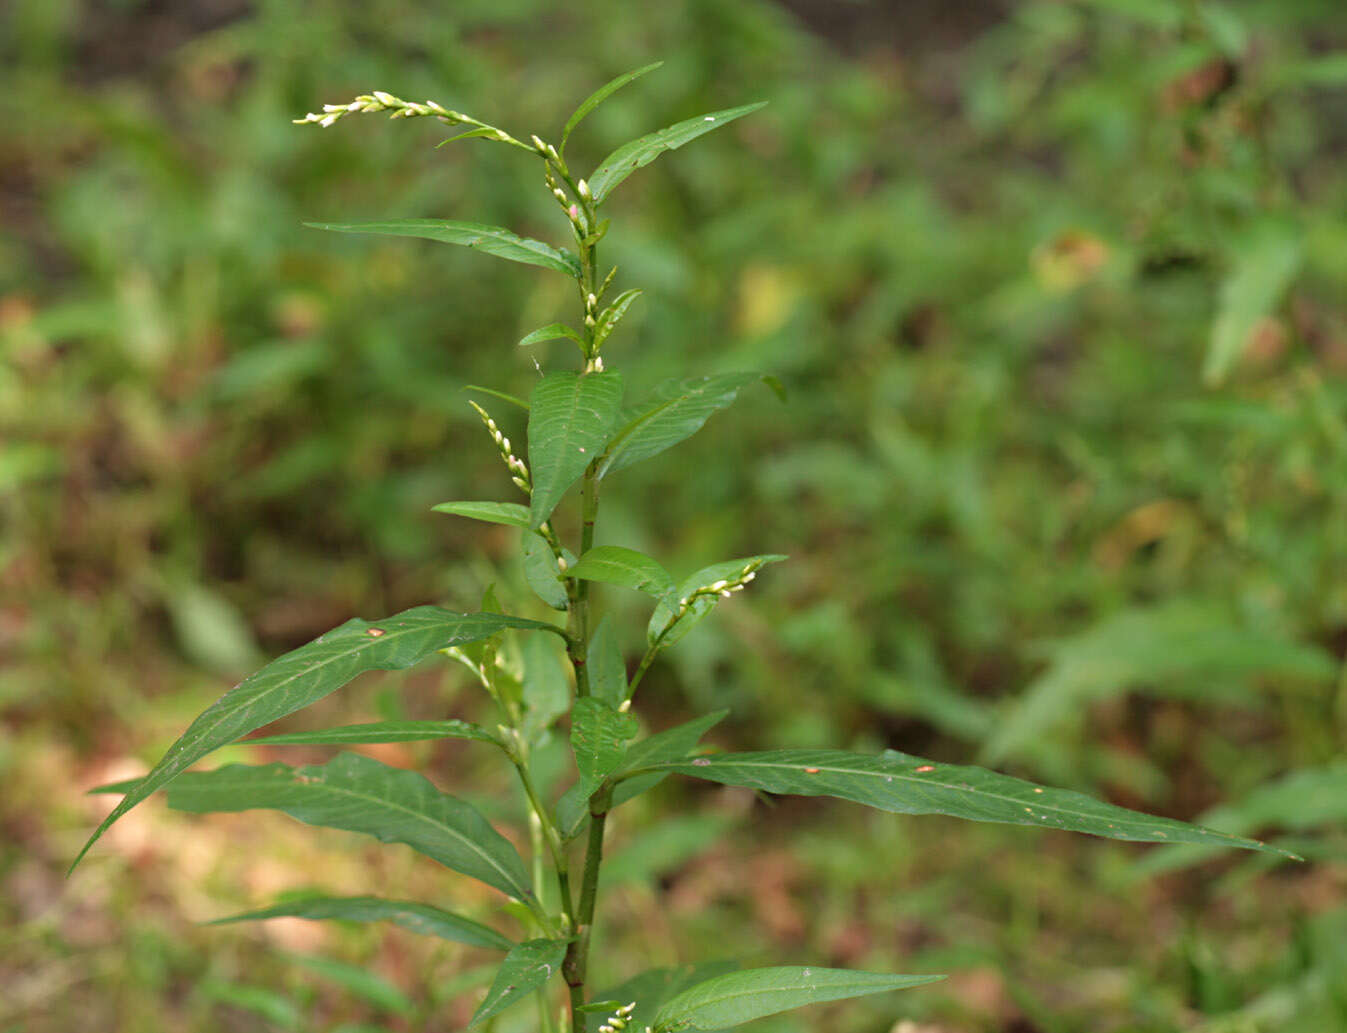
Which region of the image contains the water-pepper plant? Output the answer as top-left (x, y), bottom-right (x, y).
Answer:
top-left (75, 65), bottom-right (1298, 1033)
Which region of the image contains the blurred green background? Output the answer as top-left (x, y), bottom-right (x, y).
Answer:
top-left (3, 0), bottom-right (1347, 1030)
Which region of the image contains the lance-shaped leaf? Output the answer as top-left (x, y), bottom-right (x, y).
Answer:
top-left (307, 220), bottom-right (581, 277)
top-left (592, 288), bottom-right (643, 348)
top-left (1204, 218), bottom-right (1301, 386)
top-left (161, 752), bottom-right (535, 899)
top-left (571, 697), bottom-right (640, 800)
top-left (432, 501), bottom-right (532, 528)
top-left (599, 373), bottom-right (764, 479)
top-left (208, 895), bottom-right (513, 950)
top-left (587, 615), bottom-right (627, 707)
top-left (653, 966), bottom-right (943, 1032)
top-left (565, 545), bottom-right (678, 607)
top-left (629, 749), bottom-right (1300, 857)
top-left (73, 607), bottom-right (560, 871)
top-left (561, 61), bottom-right (664, 153)
top-left (245, 720), bottom-right (499, 747)
top-left (527, 371), bottom-right (625, 528)
top-left (469, 938), bottom-right (568, 1028)
top-left (523, 532), bottom-right (574, 611)
top-left (519, 322), bottom-right (584, 348)
top-left (588, 102), bottom-right (768, 203)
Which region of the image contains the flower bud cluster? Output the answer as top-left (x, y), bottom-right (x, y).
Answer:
top-left (295, 92), bottom-right (466, 129)
top-left (469, 401), bottom-right (530, 494)
top-left (294, 92), bottom-right (527, 148)
top-left (596, 1001), bottom-right (637, 1033)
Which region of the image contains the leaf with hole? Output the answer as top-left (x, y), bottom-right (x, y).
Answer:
top-left (600, 373), bottom-right (765, 479)
top-left (209, 895), bottom-right (513, 950)
top-left (588, 102), bottom-right (768, 203)
top-left (561, 61), bottom-right (664, 153)
top-left (160, 752), bottom-right (536, 899)
top-left (653, 966), bottom-right (943, 1032)
top-left (527, 371), bottom-right (625, 528)
top-left (306, 220), bottom-right (581, 277)
top-left (73, 607), bottom-right (559, 871)
top-left (631, 749), bottom-right (1299, 856)
top-left (469, 939), bottom-right (569, 1028)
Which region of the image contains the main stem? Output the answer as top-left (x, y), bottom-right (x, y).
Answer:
top-left (558, 161), bottom-right (607, 1033)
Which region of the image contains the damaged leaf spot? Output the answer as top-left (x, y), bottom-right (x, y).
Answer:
top-left (914, 765), bottom-right (936, 774)
top-left (366, 628), bottom-right (386, 637)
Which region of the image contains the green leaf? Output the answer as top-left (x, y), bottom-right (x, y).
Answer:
top-left (201, 980), bottom-right (301, 1030)
top-left (571, 697), bottom-right (640, 799)
top-left (162, 752), bottom-right (536, 899)
top-left (73, 607), bottom-right (559, 871)
top-left (527, 371), bottom-right (625, 528)
top-left (653, 966), bottom-right (943, 1032)
top-left (291, 953), bottom-right (414, 1015)
top-left (1204, 219), bottom-right (1302, 385)
top-left (647, 555), bottom-right (788, 647)
top-left (306, 220), bottom-right (581, 277)
top-left (432, 501), bottom-right (532, 528)
top-left (469, 938), bottom-right (568, 1028)
top-left (588, 102), bottom-right (768, 203)
top-left (587, 615), bottom-right (627, 706)
top-left (436, 126), bottom-right (510, 147)
top-left (588, 962), bottom-right (738, 1033)
top-left (522, 633), bottom-right (571, 742)
top-left (600, 373), bottom-right (762, 479)
top-left (208, 895), bottom-right (513, 950)
top-left (464, 384), bottom-right (530, 411)
top-left (519, 322), bottom-right (584, 348)
top-left (634, 749), bottom-right (1299, 857)
top-left (980, 602), bottom-right (1335, 766)
top-left (523, 532), bottom-right (573, 611)
top-left (245, 720), bottom-right (499, 747)
top-left (566, 545), bottom-right (678, 606)
top-left (561, 61), bottom-right (664, 153)
top-left (592, 288), bottom-right (643, 348)
top-left (612, 710), bottom-right (729, 776)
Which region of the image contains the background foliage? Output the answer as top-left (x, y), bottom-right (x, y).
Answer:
top-left (3, 1), bottom-right (1346, 1030)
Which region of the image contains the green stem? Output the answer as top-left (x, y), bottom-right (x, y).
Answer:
top-left (563, 784), bottom-right (613, 1032)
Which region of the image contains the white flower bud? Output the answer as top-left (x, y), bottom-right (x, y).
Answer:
top-left (720, 590), bottom-right (732, 599)
top-left (347, 101), bottom-right (363, 111)
top-left (587, 293), bottom-right (598, 309)
top-left (585, 314), bottom-right (596, 327)
top-left (319, 113), bottom-right (338, 128)
top-left (323, 103), bottom-right (345, 113)
top-left (743, 570), bottom-right (757, 581)
top-left (512, 476), bottom-right (529, 491)
top-left (556, 555), bottom-right (568, 571)
top-left (373, 91), bottom-right (396, 105)
top-left (531, 134), bottom-right (547, 151)
top-left (578, 178), bottom-right (592, 199)
top-left (709, 580), bottom-right (729, 592)
top-left (500, 436), bottom-right (511, 454)
top-left (593, 356), bottom-right (605, 371)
